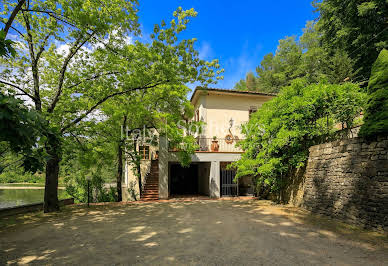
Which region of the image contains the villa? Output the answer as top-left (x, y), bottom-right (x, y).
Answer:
top-left (124, 87), bottom-right (275, 201)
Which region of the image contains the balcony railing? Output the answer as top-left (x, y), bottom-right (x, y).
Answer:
top-left (169, 138), bottom-right (244, 153)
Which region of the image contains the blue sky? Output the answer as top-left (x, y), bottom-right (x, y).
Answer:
top-left (137, 0), bottom-right (317, 90)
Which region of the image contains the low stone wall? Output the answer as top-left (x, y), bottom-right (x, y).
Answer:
top-left (0, 198), bottom-right (74, 217)
top-left (303, 136), bottom-right (388, 230)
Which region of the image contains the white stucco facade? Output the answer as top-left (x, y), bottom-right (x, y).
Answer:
top-left (124, 88), bottom-right (275, 200)
top-left (157, 88), bottom-right (275, 199)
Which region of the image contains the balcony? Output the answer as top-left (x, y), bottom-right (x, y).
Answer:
top-left (169, 138), bottom-right (244, 153)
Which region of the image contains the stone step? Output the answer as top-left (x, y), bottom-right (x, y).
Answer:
top-left (141, 195), bottom-right (159, 199)
top-left (142, 162), bottom-right (159, 201)
top-left (143, 188), bottom-right (158, 192)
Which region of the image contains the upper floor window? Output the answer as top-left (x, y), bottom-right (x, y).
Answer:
top-left (139, 146), bottom-right (150, 160)
top-left (195, 109), bottom-right (200, 122)
top-left (249, 106), bottom-right (257, 118)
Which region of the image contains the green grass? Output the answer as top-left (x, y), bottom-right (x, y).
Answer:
top-left (0, 183), bottom-right (46, 187)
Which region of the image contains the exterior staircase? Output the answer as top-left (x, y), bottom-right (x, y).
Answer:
top-left (141, 160), bottom-right (159, 201)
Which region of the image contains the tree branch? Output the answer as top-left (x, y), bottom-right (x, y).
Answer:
top-left (21, 9), bottom-right (79, 29)
top-left (70, 132), bottom-right (87, 151)
top-left (47, 31), bottom-right (96, 113)
top-left (61, 81), bottom-right (168, 133)
top-left (35, 32), bottom-right (51, 62)
top-left (0, 158), bottom-right (23, 174)
top-left (0, 79), bottom-right (35, 100)
top-left (0, 19), bottom-right (25, 37)
top-left (22, 7), bottom-right (42, 111)
top-left (3, 0), bottom-right (26, 36)
top-left (66, 71), bottom-right (119, 90)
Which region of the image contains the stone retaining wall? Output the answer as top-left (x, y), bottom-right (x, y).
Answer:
top-left (0, 198), bottom-right (74, 217)
top-left (303, 136), bottom-right (388, 230)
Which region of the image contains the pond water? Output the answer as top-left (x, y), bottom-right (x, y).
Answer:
top-left (0, 188), bottom-right (69, 209)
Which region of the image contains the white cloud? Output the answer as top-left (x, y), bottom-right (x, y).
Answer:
top-left (7, 33), bottom-right (19, 41)
top-left (56, 43), bottom-right (71, 56)
top-left (198, 41), bottom-right (213, 60)
top-left (124, 35), bottom-right (133, 45)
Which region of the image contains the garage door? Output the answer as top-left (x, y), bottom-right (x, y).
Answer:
top-left (170, 164), bottom-right (199, 195)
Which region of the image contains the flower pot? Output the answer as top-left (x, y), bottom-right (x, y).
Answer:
top-left (211, 140), bottom-right (219, 152)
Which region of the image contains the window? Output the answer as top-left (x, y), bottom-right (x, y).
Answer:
top-left (195, 109), bottom-right (200, 122)
top-left (139, 146), bottom-right (150, 160)
top-left (249, 106), bottom-right (257, 118)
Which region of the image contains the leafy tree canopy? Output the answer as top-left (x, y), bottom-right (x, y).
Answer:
top-left (314, 0), bottom-right (388, 82)
top-left (0, 93), bottom-right (46, 173)
top-left (235, 0), bottom-right (387, 92)
top-left (0, 1), bottom-right (223, 211)
top-left (232, 80), bottom-right (366, 195)
top-left (235, 22), bottom-right (355, 93)
top-left (359, 49), bottom-right (388, 138)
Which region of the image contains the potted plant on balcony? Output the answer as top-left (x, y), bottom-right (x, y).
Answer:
top-left (211, 136), bottom-right (219, 152)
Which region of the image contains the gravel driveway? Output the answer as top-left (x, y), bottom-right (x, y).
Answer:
top-left (1, 199), bottom-right (387, 265)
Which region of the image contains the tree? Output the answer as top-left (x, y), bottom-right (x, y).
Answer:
top-left (1, 0), bottom-right (140, 212)
top-left (0, 3), bottom-right (222, 212)
top-left (245, 72), bottom-right (257, 91)
top-left (64, 83), bottom-right (199, 202)
top-left (359, 49), bottom-right (388, 138)
top-left (314, 0), bottom-right (388, 83)
top-left (113, 85), bottom-right (199, 200)
top-left (0, 0), bottom-right (47, 174)
top-left (234, 79), bottom-right (246, 90)
top-left (0, 0), bottom-right (26, 57)
top-left (235, 21), bottom-right (357, 93)
top-left (232, 80), bottom-right (366, 201)
top-left (0, 93), bottom-right (45, 174)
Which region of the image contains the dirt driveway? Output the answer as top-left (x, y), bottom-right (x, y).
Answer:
top-left (1, 199), bottom-right (387, 265)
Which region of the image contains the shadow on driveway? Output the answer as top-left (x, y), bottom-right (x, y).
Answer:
top-left (1, 200), bottom-right (387, 265)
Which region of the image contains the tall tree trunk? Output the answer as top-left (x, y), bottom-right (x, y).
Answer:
top-left (116, 141), bottom-right (123, 202)
top-left (133, 138), bottom-right (142, 197)
top-left (116, 115), bottom-right (127, 202)
top-left (44, 134), bottom-right (61, 212)
top-left (137, 161), bottom-right (142, 197)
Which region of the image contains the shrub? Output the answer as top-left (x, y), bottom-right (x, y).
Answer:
top-left (0, 170), bottom-right (45, 184)
top-left (232, 80), bottom-right (366, 197)
top-left (64, 172), bottom-right (117, 203)
top-left (359, 49), bottom-right (388, 138)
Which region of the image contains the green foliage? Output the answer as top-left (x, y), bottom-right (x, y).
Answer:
top-left (245, 72), bottom-right (258, 91)
top-left (236, 0), bottom-right (388, 92)
top-left (359, 49), bottom-right (388, 137)
top-left (314, 0), bottom-right (388, 81)
top-left (0, 169), bottom-right (44, 184)
top-left (0, 93), bottom-right (46, 173)
top-left (232, 81), bottom-right (366, 193)
top-left (0, 30), bottom-right (16, 57)
top-left (64, 171), bottom-right (117, 203)
top-left (235, 22), bottom-right (356, 93)
top-left (1, 3), bottom-right (222, 207)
